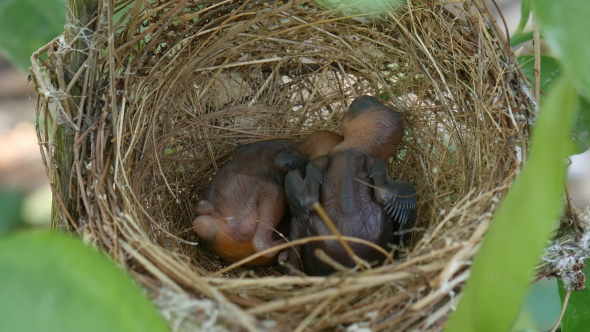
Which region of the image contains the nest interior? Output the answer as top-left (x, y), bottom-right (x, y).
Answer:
top-left (31, 0), bottom-right (536, 331)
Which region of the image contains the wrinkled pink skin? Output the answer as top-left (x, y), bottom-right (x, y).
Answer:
top-left (193, 140), bottom-right (297, 266)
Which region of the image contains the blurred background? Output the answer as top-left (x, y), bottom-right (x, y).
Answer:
top-left (0, 0), bottom-right (588, 331)
top-left (0, 54), bottom-right (51, 233)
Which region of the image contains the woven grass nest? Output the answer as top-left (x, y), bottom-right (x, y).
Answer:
top-left (31, 0), bottom-right (537, 330)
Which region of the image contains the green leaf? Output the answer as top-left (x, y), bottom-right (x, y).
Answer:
top-left (572, 97), bottom-right (590, 153)
top-left (557, 259), bottom-right (590, 332)
top-left (511, 306), bottom-right (539, 332)
top-left (0, 0), bottom-right (65, 72)
top-left (518, 55), bottom-right (561, 93)
top-left (525, 279), bottom-right (561, 330)
top-left (444, 76), bottom-right (578, 332)
top-left (512, 279), bottom-right (561, 331)
top-left (313, 0), bottom-right (403, 12)
top-left (0, 189), bottom-right (25, 234)
top-left (527, 0), bottom-right (590, 153)
top-left (532, 0), bottom-right (590, 98)
top-left (511, 31), bottom-right (534, 47)
top-left (518, 55), bottom-right (590, 154)
top-left (0, 231), bottom-right (170, 332)
top-left (515, 0), bottom-right (532, 35)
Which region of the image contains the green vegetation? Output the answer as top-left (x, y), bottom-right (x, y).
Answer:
top-left (0, 231), bottom-right (170, 332)
top-left (0, 0), bottom-right (65, 71)
top-left (446, 0), bottom-right (590, 331)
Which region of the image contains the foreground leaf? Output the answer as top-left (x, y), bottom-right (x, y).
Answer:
top-left (0, 0), bottom-right (65, 71)
top-left (0, 190), bottom-right (24, 234)
top-left (511, 31), bottom-right (534, 47)
top-left (557, 259), bottom-right (590, 332)
top-left (531, 0), bottom-right (590, 153)
top-left (571, 98), bottom-right (590, 153)
top-left (314, 0), bottom-right (403, 12)
top-left (0, 231), bottom-right (170, 332)
top-left (444, 76), bottom-right (578, 332)
top-left (515, 0), bottom-right (531, 35)
top-left (518, 55), bottom-right (590, 154)
top-left (532, 0), bottom-right (590, 98)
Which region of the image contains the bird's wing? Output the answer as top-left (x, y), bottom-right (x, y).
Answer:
top-left (368, 158), bottom-right (417, 247)
top-left (274, 149), bottom-right (309, 173)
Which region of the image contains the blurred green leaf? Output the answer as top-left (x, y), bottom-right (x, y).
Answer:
top-left (313, 0), bottom-right (403, 12)
top-left (0, 189), bottom-right (25, 234)
top-left (0, 231), bottom-right (170, 332)
top-left (571, 97), bottom-right (590, 153)
top-left (515, 0), bottom-right (531, 35)
top-left (21, 186), bottom-right (52, 226)
top-left (511, 31), bottom-right (534, 47)
top-left (0, 0), bottom-right (65, 72)
top-left (526, 279), bottom-right (561, 330)
top-left (511, 306), bottom-right (539, 332)
top-left (511, 278), bottom-right (561, 331)
top-left (518, 55), bottom-right (590, 154)
top-left (557, 258), bottom-right (590, 332)
top-left (518, 55), bottom-right (561, 93)
top-left (533, 0), bottom-right (590, 98)
top-left (444, 76), bottom-right (578, 332)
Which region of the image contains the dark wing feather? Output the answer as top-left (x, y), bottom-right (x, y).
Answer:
top-left (274, 149), bottom-right (309, 173)
top-left (368, 158), bottom-right (417, 247)
top-left (284, 170), bottom-right (312, 223)
top-left (380, 181), bottom-right (416, 228)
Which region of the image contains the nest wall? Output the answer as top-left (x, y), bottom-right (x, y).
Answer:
top-left (31, 0), bottom-right (536, 330)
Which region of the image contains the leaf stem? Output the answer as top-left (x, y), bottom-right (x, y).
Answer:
top-left (551, 289), bottom-right (571, 332)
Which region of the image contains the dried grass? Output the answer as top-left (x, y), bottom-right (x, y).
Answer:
top-left (31, 0), bottom-right (536, 330)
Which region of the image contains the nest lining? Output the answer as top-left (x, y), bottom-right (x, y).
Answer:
top-left (31, 0), bottom-right (536, 330)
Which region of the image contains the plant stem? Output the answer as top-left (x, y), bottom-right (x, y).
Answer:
top-left (51, 0), bottom-right (98, 230)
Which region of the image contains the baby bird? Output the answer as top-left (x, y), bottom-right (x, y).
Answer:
top-left (282, 95), bottom-right (417, 276)
top-left (332, 95), bottom-right (404, 161)
top-left (193, 140), bottom-right (297, 266)
top-left (299, 130), bottom-right (344, 160)
top-left (193, 131), bottom-right (344, 267)
top-left (274, 130), bottom-right (344, 174)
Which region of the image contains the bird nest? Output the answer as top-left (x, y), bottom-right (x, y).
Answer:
top-left (31, 0), bottom-right (536, 330)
